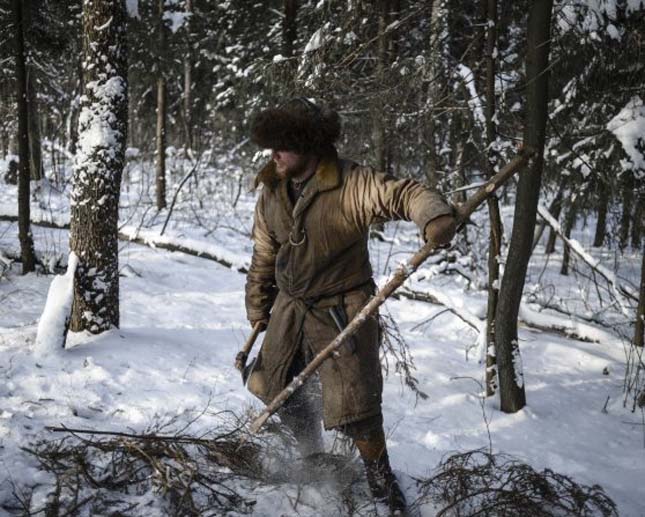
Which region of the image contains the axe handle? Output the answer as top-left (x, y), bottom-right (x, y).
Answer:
top-left (235, 321), bottom-right (263, 372)
top-left (248, 148), bottom-right (534, 434)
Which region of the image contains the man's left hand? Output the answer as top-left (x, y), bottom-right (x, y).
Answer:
top-left (424, 214), bottom-right (457, 246)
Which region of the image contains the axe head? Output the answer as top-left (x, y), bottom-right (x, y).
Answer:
top-left (241, 357), bottom-right (257, 386)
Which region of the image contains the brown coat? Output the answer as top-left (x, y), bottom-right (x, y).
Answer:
top-left (245, 154), bottom-right (452, 429)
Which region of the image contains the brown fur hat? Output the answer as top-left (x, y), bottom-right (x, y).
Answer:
top-left (250, 97), bottom-right (341, 155)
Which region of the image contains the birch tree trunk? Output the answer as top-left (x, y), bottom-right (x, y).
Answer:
top-left (494, 0), bottom-right (553, 413)
top-left (13, 0), bottom-right (36, 274)
top-left (69, 0), bottom-right (127, 333)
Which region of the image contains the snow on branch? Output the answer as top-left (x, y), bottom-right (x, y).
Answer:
top-left (537, 203), bottom-right (638, 314)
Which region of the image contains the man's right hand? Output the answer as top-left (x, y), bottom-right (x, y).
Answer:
top-left (251, 319), bottom-right (268, 332)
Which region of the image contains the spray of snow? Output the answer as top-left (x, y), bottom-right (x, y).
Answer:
top-left (34, 253), bottom-right (79, 357)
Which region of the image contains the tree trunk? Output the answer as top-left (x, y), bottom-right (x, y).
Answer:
top-left (374, 0), bottom-right (391, 173)
top-left (156, 0), bottom-right (167, 210)
top-left (494, 0), bottom-right (553, 413)
top-left (283, 0), bottom-right (298, 58)
top-left (593, 178), bottom-right (609, 247)
top-left (619, 173), bottom-right (633, 250)
top-left (484, 0), bottom-right (500, 397)
top-left (69, 0), bottom-right (127, 333)
top-left (424, 0), bottom-right (445, 187)
top-left (631, 190), bottom-right (643, 250)
top-left (635, 244), bottom-right (645, 348)
top-left (560, 197), bottom-right (579, 276)
top-left (13, 0), bottom-right (36, 274)
top-left (26, 72), bottom-right (43, 180)
top-left (183, 0), bottom-right (193, 153)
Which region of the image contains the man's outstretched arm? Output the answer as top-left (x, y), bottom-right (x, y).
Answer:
top-left (343, 166), bottom-right (456, 245)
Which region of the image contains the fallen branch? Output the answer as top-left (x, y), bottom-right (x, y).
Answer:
top-left (0, 214), bottom-right (248, 273)
top-left (537, 204), bottom-right (638, 307)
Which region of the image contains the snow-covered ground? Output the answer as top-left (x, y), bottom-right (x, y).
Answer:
top-left (0, 158), bottom-right (643, 515)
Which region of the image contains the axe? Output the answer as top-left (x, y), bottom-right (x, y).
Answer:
top-left (235, 321), bottom-right (264, 384)
top-left (247, 148), bottom-right (534, 434)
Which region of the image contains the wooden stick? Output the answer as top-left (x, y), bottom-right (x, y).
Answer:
top-left (235, 321), bottom-right (263, 372)
top-left (248, 148), bottom-right (533, 434)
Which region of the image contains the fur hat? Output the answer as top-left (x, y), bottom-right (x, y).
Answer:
top-left (250, 97), bottom-right (341, 155)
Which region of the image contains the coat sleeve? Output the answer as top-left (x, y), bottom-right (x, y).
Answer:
top-left (245, 190), bottom-right (279, 323)
top-left (342, 165), bottom-right (453, 233)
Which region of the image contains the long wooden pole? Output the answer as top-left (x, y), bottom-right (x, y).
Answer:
top-left (248, 148), bottom-right (533, 434)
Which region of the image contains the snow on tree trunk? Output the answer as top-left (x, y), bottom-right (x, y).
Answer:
top-left (494, 0), bottom-right (553, 413)
top-left (35, 253), bottom-right (79, 356)
top-left (69, 0), bottom-right (128, 333)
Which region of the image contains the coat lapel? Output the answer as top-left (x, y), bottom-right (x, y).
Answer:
top-left (292, 156), bottom-right (341, 219)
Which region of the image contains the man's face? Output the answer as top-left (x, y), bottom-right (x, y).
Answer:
top-left (271, 150), bottom-right (308, 179)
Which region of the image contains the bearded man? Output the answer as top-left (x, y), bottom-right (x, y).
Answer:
top-left (243, 97), bottom-right (456, 514)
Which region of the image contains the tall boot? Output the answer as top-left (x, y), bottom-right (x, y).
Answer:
top-left (354, 429), bottom-right (407, 515)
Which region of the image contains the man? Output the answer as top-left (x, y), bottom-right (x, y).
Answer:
top-left (244, 97), bottom-right (456, 514)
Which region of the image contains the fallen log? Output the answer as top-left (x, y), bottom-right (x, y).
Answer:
top-left (0, 214), bottom-right (248, 273)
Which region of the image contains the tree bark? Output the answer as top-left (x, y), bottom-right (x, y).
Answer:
top-left (484, 0), bottom-right (501, 397)
top-left (619, 173), bottom-right (633, 250)
top-left (560, 196), bottom-right (579, 276)
top-left (494, 0), bottom-right (553, 413)
top-left (593, 178), bottom-right (609, 247)
top-left (283, 0), bottom-right (298, 58)
top-left (374, 0), bottom-right (391, 174)
top-left (69, 0), bottom-right (127, 333)
top-left (26, 72), bottom-right (43, 181)
top-left (183, 0), bottom-right (193, 152)
top-left (424, 0), bottom-right (445, 187)
top-left (156, 0), bottom-right (167, 210)
top-left (13, 0), bottom-right (36, 274)
top-left (635, 244), bottom-right (645, 348)
top-left (631, 191), bottom-right (643, 250)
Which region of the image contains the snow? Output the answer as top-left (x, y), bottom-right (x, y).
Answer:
top-left (33, 252), bottom-right (78, 357)
top-left (126, 0), bottom-right (139, 19)
top-left (607, 95), bottom-right (645, 178)
top-left (164, 10), bottom-right (190, 34)
top-left (304, 29), bottom-right (325, 53)
top-left (455, 64), bottom-right (486, 127)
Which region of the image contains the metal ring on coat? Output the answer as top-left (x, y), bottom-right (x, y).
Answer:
top-left (288, 228), bottom-right (306, 246)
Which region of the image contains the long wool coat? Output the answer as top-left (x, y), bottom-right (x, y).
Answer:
top-left (245, 154), bottom-right (452, 429)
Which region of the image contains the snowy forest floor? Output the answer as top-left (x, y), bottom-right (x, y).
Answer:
top-left (0, 157), bottom-right (643, 516)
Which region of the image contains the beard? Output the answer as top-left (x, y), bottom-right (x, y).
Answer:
top-left (275, 154), bottom-right (310, 179)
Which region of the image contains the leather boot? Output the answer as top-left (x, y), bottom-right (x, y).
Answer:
top-left (354, 430), bottom-right (407, 515)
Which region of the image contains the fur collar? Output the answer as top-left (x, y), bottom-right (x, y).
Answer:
top-left (254, 155), bottom-right (341, 192)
